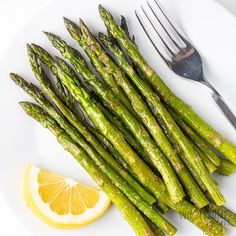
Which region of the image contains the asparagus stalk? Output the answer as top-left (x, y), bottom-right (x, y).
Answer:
top-left (50, 55), bottom-right (225, 235)
top-left (99, 32), bottom-right (224, 206)
top-left (208, 204), bottom-right (236, 227)
top-left (91, 94), bottom-right (152, 165)
top-left (168, 107), bottom-right (236, 175)
top-left (142, 213), bottom-right (165, 236)
top-left (20, 102), bottom-right (158, 236)
top-left (155, 112), bottom-right (208, 191)
top-left (43, 32), bottom-right (184, 203)
top-left (216, 159), bottom-right (236, 176)
top-left (64, 19), bottom-right (157, 170)
top-left (55, 80), bottom-right (137, 177)
top-left (191, 142), bottom-right (217, 174)
top-left (98, 5), bottom-right (236, 165)
top-left (11, 72), bottom-right (156, 206)
top-left (168, 107), bottom-right (221, 167)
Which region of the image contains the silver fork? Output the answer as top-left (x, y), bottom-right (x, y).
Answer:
top-left (135, 0), bottom-right (236, 130)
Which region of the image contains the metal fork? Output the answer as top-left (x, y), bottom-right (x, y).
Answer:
top-left (135, 0), bottom-right (236, 130)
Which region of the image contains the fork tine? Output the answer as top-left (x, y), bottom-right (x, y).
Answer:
top-left (146, 1), bottom-right (181, 49)
top-left (153, 0), bottom-right (189, 45)
top-left (140, 6), bottom-right (175, 56)
top-left (135, 10), bottom-right (171, 66)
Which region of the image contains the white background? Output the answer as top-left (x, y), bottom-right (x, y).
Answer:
top-left (0, 0), bottom-right (235, 235)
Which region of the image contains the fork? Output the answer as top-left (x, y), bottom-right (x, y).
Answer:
top-left (135, 0), bottom-right (236, 130)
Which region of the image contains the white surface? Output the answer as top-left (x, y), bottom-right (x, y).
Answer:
top-left (0, 0), bottom-right (236, 235)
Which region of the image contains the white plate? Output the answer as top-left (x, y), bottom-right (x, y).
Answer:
top-left (0, 0), bottom-right (236, 235)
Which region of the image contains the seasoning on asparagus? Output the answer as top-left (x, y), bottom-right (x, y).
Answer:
top-left (168, 107), bottom-right (221, 167)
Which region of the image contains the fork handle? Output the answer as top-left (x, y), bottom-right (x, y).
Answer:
top-left (203, 80), bottom-right (236, 130)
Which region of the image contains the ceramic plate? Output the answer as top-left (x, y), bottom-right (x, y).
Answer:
top-left (0, 0), bottom-right (235, 235)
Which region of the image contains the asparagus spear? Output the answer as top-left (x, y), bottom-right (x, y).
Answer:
top-left (20, 102), bottom-right (157, 236)
top-left (37, 79), bottom-right (168, 214)
top-left (50, 55), bottom-right (225, 235)
top-left (168, 107), bottom-right (221, 167)
top-left (91, 94), bottom-right (152, 165)
top-left (41, 32), bottom-right (184, 204)
top-left (216, 159), bottom-right (236, 176)
top-left (190, 141), bottom-right (217, 174)
top-left (168, 107), bottom-right (236, 175)
top-left (55, 80), bottom-right (137, 176)
top-left (208, 204), bottom-right (236, 227)
top-left (99, 32), bottom-right (224, 206)
top-left (98, 5), bottom-right (236, 165)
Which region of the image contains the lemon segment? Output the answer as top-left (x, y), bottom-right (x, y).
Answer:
top-left (24, 164), bottom-right (110, 228)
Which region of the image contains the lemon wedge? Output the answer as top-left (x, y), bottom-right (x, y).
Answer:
top-left (24, 164), bottom-right (110, 228)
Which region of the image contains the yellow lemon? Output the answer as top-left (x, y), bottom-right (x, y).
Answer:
top-left (24, 164), bottom-right (110, 228)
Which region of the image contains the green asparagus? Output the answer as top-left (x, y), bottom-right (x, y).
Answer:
top-left (98, 32), bottom-right (224, 206)
top-left (216, 159), bottom-right (236, 176)
top-left (99, 5), bottom-right (236, 165)
top-left (29, 44), bottom-right (172, 214)
top-left (168, 107), bottom-right (221, 167)
top-left (91, 94), bottom-right (152, 165)
top-left (208, 204), bottom-right (236, 227)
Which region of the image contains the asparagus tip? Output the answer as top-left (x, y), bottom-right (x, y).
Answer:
top-left (63, 17), bottom-right (82, 39)
top-left (98, 4), bottom-right (105, 13)
top-left (9, 73), bottom-right (25, 87)
top-left (43, 31), bottom-right (54, 41)
top-left (98, 5), bottom-right (112, 22)
top-left (26, 43), bottom-right (35, 57)
top-left (9, 72), bottom-right (17, 80)
top-left (79, 18), bottom-right (87, 31)
top-left (121, 15), bottom-right (126, 20)
top-left (63, 16), bottom-right (71, 24)
top-left (30, 43), bottom-right (39, 51)
top-left (26, 43), bottom-right (31, 49)
top-left (19, 101), bottom-right (28, 108)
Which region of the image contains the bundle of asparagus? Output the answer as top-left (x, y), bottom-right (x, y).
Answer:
top-left (10, 5), bottom-right (236, 236)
